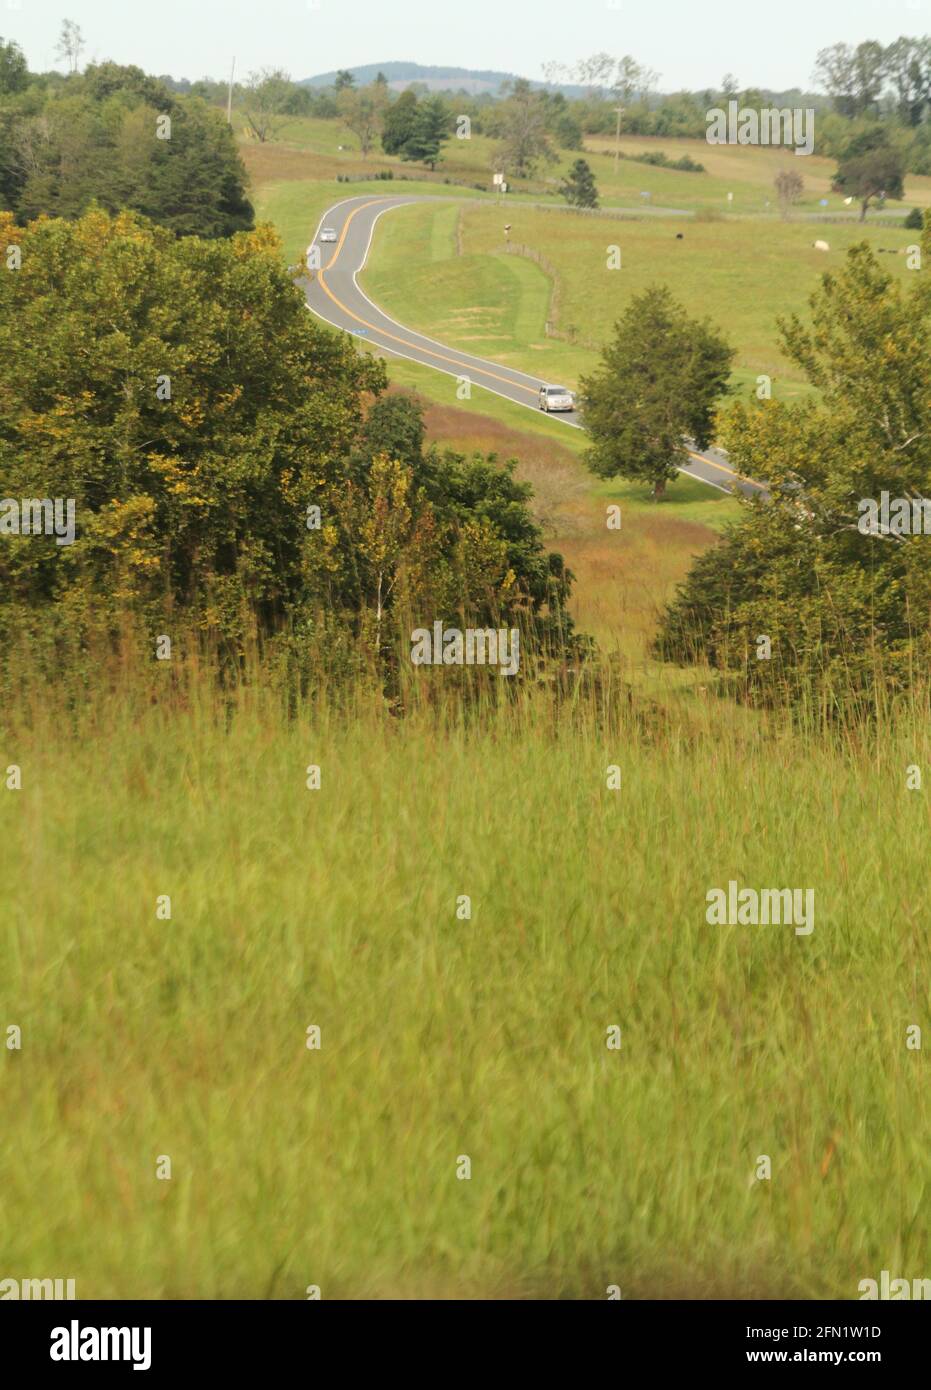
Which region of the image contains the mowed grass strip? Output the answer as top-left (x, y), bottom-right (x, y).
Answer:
top-left (1, 690), bottom-right (929, 1298)
top-left (363, 201), bottom-right (552, 359)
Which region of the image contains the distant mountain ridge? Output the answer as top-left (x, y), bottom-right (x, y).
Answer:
top-left (299, 63), bottom-right (821, 106)
top-left (299, 61), bottom-right (573, 96)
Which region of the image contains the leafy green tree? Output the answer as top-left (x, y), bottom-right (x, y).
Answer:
top-left (7, 95), bottom-right (104, 221)
top-left (337, 83), bottom-right (389, 157)
top-left (358, 394), bottom-right (425, 475)
top-left (0, 75), bottom-right (252, 236)
top-left (832, 128), bottom-right (905, 221)
top-left (493, 79), bottom-right (556, 178)
top-left (0, 209), bottom-right (382, 656)
top-left (560, 158), bottom-right (598, 208)
top-left (80, 60), bottom-right (174, 108)
top-left (553, 111), bottom-right (583, 150)
top-left (243, 67), bottom-right (292, 142)
top-left (381, 89), bottom-right (419, 156)
top-left (579, 286), bottom-right (735, 499)
top-left (280, 84), bottom-right (314, 117)
top-left (0, 36), bottom-right (28, 94)
top-left (334, 70), bottom-right (355, 91)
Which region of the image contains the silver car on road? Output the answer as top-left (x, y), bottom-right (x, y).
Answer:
top-left (538, 384), bottom-right (575, 412)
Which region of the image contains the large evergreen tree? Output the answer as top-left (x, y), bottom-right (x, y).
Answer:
top-left (579, 286), bottom-right (734, 499)
top-left (404, 94), bottom-right (450, 169)
top-left (560, 158), bottom-right (599, 208)
top-left (381, 89), bottom-right (419, 156)
top-left (382, 91), bottom-right (450, 168)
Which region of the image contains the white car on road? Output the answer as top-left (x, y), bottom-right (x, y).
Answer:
top-left (538, 384), bottom-right (575, 413)
top-left (319, 227), bottom-right (338, 243)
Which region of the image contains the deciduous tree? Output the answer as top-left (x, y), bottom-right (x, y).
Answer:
top-left (338, 82), bottom-right (389, 157)
top-left (494, 79), bottom-right (556, 179)
top-left (832, 128), bottom-right (904, 221)
top-left (244, 67), bottom-right (293, 143)
top-left (774, 168), bottom-right (804, 219)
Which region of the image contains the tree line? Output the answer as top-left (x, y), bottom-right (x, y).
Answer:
top-left (242, 41), bottom-right (931, 180)
top-left (0, 41), bottom-right (253, 237)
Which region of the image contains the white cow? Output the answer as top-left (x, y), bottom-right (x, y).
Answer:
top-left (813, 240), bottom-right (830, 252)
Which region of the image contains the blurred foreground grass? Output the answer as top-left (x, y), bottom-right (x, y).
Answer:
top-left (1, 672), bottom-right (928, 1299)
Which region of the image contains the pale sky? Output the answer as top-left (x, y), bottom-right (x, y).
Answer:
top-left (3, 0), bottom-right (930, 90)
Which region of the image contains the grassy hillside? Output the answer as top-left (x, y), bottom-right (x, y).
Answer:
top-left (584, 134), bottom-right (931, 214)
top-left (360, 198), bottom-right (920, 398)
top-left (241, 117), bottom-right (931, 216)
top-left (247, 127), bottom-right (927, 401)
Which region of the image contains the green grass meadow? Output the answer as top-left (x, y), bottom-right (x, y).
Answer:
top-left (2, 680), bottom-right (930, 1299)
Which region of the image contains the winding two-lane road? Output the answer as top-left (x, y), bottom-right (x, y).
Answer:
top-left (302, 194), bottom-right (763, 498)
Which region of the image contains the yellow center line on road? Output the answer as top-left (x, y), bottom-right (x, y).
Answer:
top-left (315, 199), bottom-right (754, 488)
top-left (323, 199), bottom-right (385, 271)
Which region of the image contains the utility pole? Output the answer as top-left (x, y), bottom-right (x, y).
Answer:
top-left (227, 57), bottom-right (236, 125)
top-left (614, 106), bottom-right (624, 171)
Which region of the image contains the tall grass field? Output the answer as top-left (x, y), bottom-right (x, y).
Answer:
top-left (2, 676), bottom-right (928, 1299)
